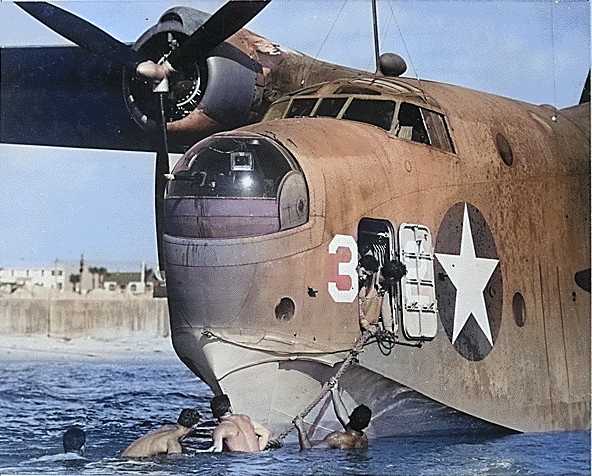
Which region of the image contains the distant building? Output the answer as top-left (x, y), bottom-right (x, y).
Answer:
top-left (102, 272), bottom-right (151, 293)
top-left (101, 264), bottom-right (163, 296)
top-left (79, 268), bottom-right (94, 294)
top-left (1, 262), bottom-right (165, 297)
top-left (0, 267), bottom-right (67, 293)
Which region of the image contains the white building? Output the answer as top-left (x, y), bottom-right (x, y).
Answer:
top-left (0, 267), bottom-right (67, 293)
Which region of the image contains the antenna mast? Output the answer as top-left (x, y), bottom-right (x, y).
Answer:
top-left (371, 0), bottom-right (380, 72)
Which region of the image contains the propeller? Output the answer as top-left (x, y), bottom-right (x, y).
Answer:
top-left (16, 0), bottom-right (271, 274)
top-left (15, 2), bottom-right (143, 69)
top-left (167, 0), bottom-right (271, 71)
top-left (155, 94), bottom-right (170, 275)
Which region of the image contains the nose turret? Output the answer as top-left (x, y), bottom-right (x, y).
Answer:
top-left (164, 132), bottom-right (309, 238)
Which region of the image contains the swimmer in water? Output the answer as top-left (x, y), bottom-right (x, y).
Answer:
top-left (200, 394), bottom-right (271, 452)
top-left (293, 381), bottom-right (371, 450)
top-left (63, 426), bottom-right (86, 456)
top-left (122, 408), bottom-right (201, 458)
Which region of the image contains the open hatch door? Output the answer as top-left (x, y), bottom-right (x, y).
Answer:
top-left (398, 223), bottom-right (438, 340)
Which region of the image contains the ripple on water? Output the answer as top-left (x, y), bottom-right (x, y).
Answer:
top-left (0, 359), bottom-right (589, 476)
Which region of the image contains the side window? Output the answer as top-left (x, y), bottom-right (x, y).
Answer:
top-left (278, 170), bottom-right (308, 231)
top-left (286, 98), bottom-right (318, 118)
top-left (422, 109), bottom-right (455, 153)
top-left (342, 99), bottom-right (396, 131)
top-left (397, 103), bottom-right (429, 145)
top-left (396, 103), bottom-right (455, 153)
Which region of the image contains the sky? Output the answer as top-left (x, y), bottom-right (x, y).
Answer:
top-left (0, 0), bottom-right (589, 271)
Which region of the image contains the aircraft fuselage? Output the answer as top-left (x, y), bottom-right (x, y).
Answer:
top-left (163, 75), bottom-right (589, 437)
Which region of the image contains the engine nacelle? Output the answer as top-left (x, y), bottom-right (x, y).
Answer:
top-left (123, 6), bottom-right (262, 143)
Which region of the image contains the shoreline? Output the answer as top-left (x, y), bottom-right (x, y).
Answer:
top-left (0, 333), bottom-right (178, 361)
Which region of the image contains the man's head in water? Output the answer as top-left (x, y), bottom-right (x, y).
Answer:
top-left (177, 408), bottom-right (201, 428)
top-left (63, 426), bottom-right (86, 455)
top-left (210, 394), bottom-right (231, 419)
top-left (347, 405), bottom-right (372, 432)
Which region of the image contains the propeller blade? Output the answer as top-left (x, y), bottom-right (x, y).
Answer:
top-left (167, 0), bottom-right (271, 70)
top-left (16, 2), bottom-right (142, 69)
top-left (155, 94), bottom-right (170, 273)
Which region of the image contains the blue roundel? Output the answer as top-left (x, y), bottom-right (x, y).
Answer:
top-left (434, 203), bottom-right (502, 361)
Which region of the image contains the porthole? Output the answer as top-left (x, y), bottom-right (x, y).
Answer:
top-left (495, 133), bottom-right (513, 166)
top-left (512, 292), bottom-right (526, 327)
top-left (275, 297), bottom-right (295, 322)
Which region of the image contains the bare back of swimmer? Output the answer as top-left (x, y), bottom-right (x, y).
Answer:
top-left (293, 382), bottom-right (371, 450)
top-left (202, 394), bottom-right (270, 452)
top-left (122, 408), bottom-right (200, 458)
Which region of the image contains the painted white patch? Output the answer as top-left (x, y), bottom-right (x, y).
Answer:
top-left (435, 204), bottom-right (499, 346)
top-left (328, 234), bottom-right (358, 303)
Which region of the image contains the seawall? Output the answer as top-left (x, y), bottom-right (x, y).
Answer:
top-left (0, 294), bottom-right (170, 338)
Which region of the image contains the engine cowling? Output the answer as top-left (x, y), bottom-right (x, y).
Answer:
top-left (122, 6), bottom-right (262, 145)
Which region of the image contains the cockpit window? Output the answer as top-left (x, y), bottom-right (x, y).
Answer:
top-left (396, 102), bottom-right (429, 144)
top-left (314, 97), bottom-right (347, 117)
top-left (342, 99), bottom-right (396, 131)
top-left (396, 103), bottom-right (455, 153)
top-left (167, 135), bottom-right (296, 198)
top-left (286, 98), bottom-right (318, 118)
top-left (261, 94), bottom-right (455, 153)
top-left (265, 98), bottom-right (290, 121)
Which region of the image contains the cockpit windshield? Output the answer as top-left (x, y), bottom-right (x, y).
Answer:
top-left (262, 78), bottom-right (456, 154)
top-left (167, 134), bottom-right (296, 199)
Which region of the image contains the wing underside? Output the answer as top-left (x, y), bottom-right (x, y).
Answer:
top-left (1, 46), bottom-right (154, 152)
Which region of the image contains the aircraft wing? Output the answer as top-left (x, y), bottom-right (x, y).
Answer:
top-left (1, 45), bottom-right (158, 153)
top-left (1, 2), bottom-right (368, 154)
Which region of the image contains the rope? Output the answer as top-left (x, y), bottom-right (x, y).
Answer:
top-left (201, 329), bottom-right (353, 357)
top-left (268, 330), bottom-right (372, 446)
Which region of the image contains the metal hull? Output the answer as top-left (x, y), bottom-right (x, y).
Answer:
top-left (163, 91), bottom-right (590, 436)
top-left (172, 326), bottom-right (510, 440)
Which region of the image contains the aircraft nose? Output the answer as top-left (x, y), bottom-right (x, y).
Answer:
top-left (162, 131), bottom-right (321, 337)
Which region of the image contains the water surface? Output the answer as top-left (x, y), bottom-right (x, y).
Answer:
top-left (0, 357), bottom-right (589, 475)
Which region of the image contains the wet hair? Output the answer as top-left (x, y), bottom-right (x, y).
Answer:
top-left (382, 259), bottom-right (407, 284)
top-left (177, 408), bottom-right (201, 428)
top-left (347, 405), bottom-right (372, 432)
top-left (210, 394), bottom-right (231, 419)
top-left (63, 426), bottom-right (86, 455)
top-left (359, 255), bottom-right (379, 273)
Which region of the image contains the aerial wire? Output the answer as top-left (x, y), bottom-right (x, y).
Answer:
top-left (386, 0), bottom-right (428, 103)
top-left (302, 0), bottom-right (349, 85)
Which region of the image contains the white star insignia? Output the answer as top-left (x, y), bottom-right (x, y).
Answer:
top-left (435, 204), bottom-right (499, 346)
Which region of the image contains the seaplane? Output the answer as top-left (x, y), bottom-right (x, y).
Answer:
top-left (2, 1), bottom-right (589, 441)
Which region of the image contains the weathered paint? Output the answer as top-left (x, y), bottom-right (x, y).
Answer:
top-left (166, 75), bottom-right (589, 435)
